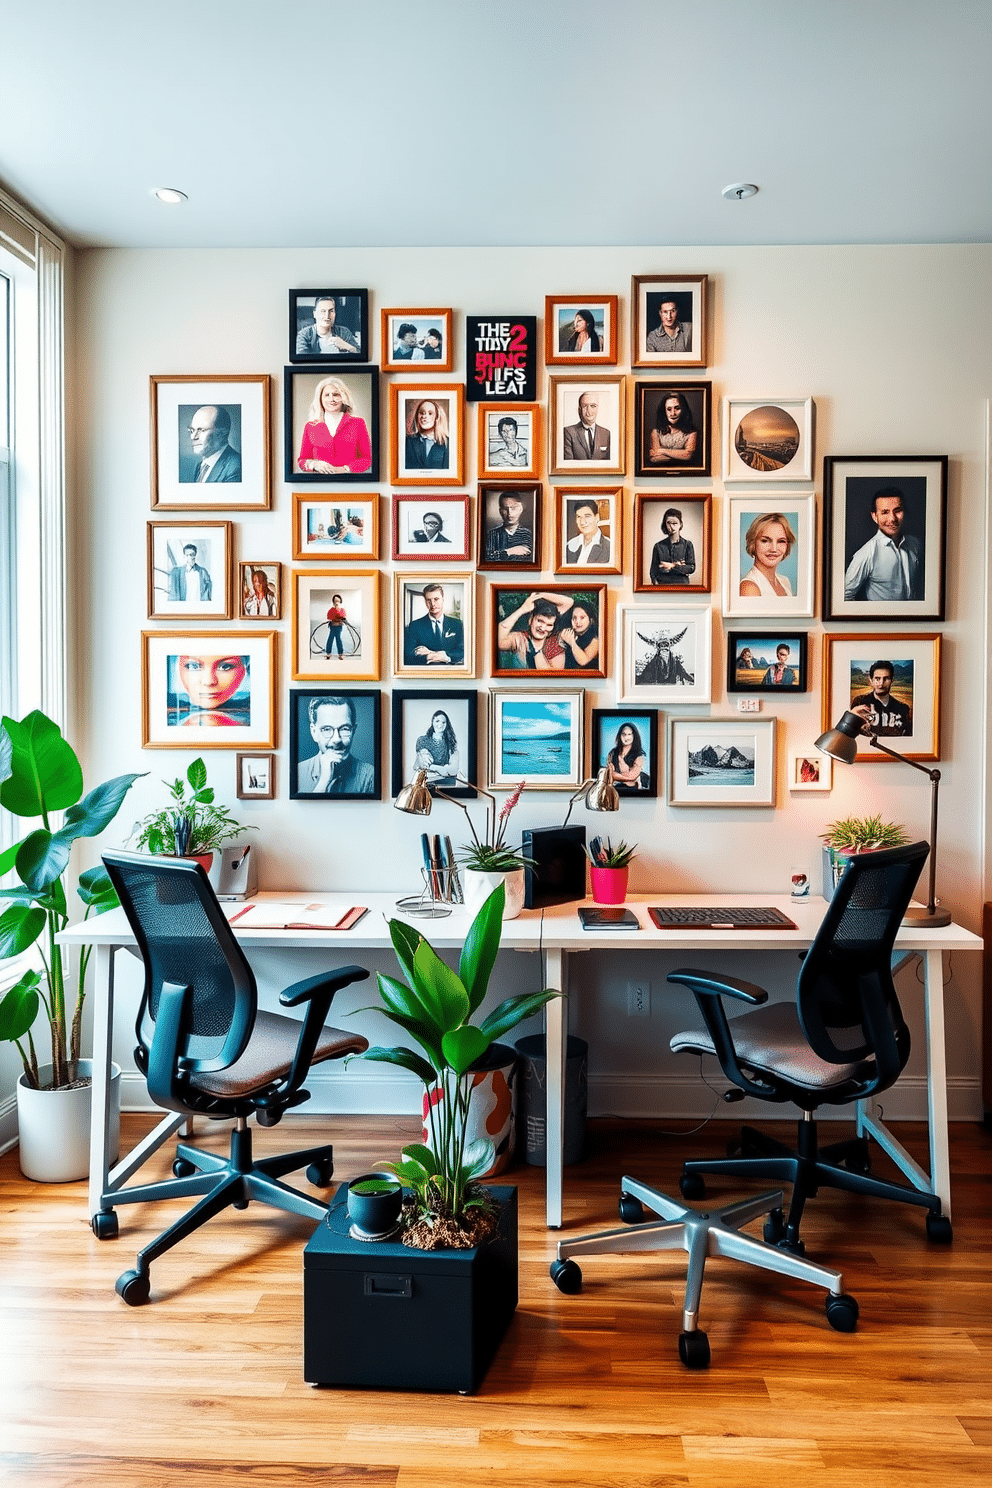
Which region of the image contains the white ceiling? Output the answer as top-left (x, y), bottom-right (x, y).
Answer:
top-left (2, 0), bottom-right (990, 250)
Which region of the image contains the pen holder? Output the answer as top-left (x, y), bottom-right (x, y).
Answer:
top-left (396, 865), bottom-right (461, 918)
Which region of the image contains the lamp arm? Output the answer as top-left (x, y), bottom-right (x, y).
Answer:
top-left (434, 778), bottom-right (498, 852)
top-left (561, 779), bottom-right (595, 831)
top-left (868, 738), bottom-right (941, 913)
top-left (868, 735), bottom-right (940, 783)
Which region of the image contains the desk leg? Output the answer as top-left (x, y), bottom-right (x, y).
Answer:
top-left (544, 948), bottom-right (566, 1229)
top-left (88, 942), bottom-right (116, 1224)
top-left (923, 948), bottom-right (951, 1219)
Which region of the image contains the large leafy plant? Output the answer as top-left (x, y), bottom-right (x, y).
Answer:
top-left (131, 757), bottom-right (246, 858)
top-left (0, 711), bottom-right (142, 1090)
top-left (358, 882), bottom-right (556, 1242)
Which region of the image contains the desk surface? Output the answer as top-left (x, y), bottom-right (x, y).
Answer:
top-left (59, 891), bottom-right (982, 954)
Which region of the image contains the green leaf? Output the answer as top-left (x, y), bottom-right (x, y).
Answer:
top-left (77, 865), bottom-right (119, 911)
top-left (460, 1138), bottom-right (495, 1181)
top-left (458, 883), bottom-right (504, 1014)
top-left (187, 758), bottom-right (207, 791)
top-left (15, 829), bottom-right (71, 894)
top-left (411, 940), bottom-right (470, 1035)
top-left (358, 1044), bottom-right (438, 1086)
top-left (441, 1025), bottom-right (489, 1076)
top-left (400, 1143), bottom-right (441, 1176)
top-left (58, 772), bottom-right (144, 843)
top-left (0, 974), bottom-right (42, 1042)
top-left (0, 886), bottom-right (40, 904)
top-left (375, 973), bottom-right (444, 1060)
top-left (0, 839), bottom-right (27, 877)
top-left (0, 712), bottom-right (82, 817)
top-left (0, 904), bottom-right (47, 959)
top-left (387, 917), bottom-right (423, 986)
top-left (0, 725), bottom-right (11, 788)
top-left (478, 990), bottom-right (560, 1044)
top-left (192, 787), bottom-right (215, 805)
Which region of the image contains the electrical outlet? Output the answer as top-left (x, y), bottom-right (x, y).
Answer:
top-left (627, 981), bottom-right (651, 1016)
top-left (737, 697), bottom-right (761, 713)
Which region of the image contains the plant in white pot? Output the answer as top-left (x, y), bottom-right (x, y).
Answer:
top-left (130, 757), bottom-right (248, 871)
top-left (457, 780), bottom-right (533, 919)
top-left (0, 711), bottom-right (143, 1180)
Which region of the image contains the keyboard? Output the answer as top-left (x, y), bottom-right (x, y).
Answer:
top-left (649, 905), bottom-right (797, 930)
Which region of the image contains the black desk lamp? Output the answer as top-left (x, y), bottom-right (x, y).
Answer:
top-left (815, 711), bottom-right (950, 927)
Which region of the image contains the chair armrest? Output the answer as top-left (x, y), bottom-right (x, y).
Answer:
top-left (280, 965), bottom-right (369, 1008)
top-left (275, 964), bottom-right (370, 1105)
top-left (666, 968), bottom-right (768, 1004)
top-left (146, 980), bottom-right (193, 1115)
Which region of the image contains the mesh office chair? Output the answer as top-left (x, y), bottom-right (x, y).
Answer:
top-left (101, 851), bottom-right (370, 1305)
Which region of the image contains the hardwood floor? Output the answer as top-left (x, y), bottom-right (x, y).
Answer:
top-left (1, 1112), bottom-right (990, 1487)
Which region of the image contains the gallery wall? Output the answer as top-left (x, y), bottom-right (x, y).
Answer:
top-left (65, 243), bottom-right (991, 1121)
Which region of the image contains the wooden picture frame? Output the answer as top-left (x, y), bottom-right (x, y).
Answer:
top-left (549, 375), bottom-right (626, 477)
top-left (544, 295), bottom-right (619, 366)
top-left (617, 603), bottom-right (711, 705)
top-left (822, 455), bottom-right (948, 622)
top-left (390, 382), bottom-right (465, 486)
top-left (488, 689), bottom-right (584, 790)
top-left (237, 561), bottom-right (282, 620)
top-left (477, 483), bottom-right (541, 571)
top-left (477, 402), bottom-right (542, 480)
top-left (236, 753), bottom-right (275, 800)
top-left (668, 716), bottom-right (777, 807)
top-left (380, 308), bottom-right (453, 372)
top-left (150, 374), bottom-right (270, 511)
top-left (631, 274), bottom-right (707, 368)
top-left (284, 366), bottom-right (379, 483)
top-left (633, 381), bottom-right (711, 478)
top-left (390, 689), bottom-right (478, 800)
top-left (554, 488), bottom-right (622, 575)
top-left (391, 494), bottom-right (471, 562)
top-left (822, 633), bottom-right (941, 762)
top-left (288, 289), bottom-right (369, 364)
top-left (393, 572), bottom-right (475, 679)
top-left (289, 689), bottom-right (381, 800)
top-left (291, 569), bottom-right (380, 683)
top-left (726, 631), bottom-right (809, 693)
top-left (633, 493), bottom-right (711, 593)
top-left (491, 584), bottom-right (607, 679)
top-left (147, 520), bottom-right (232, 619)
top-left (723, 491), bottom-right (816, 619)
top-left (723, 397), bottom-right (814, 482)
top-left (590, 707), bottom-right (659, 799)
top-left (141, 630), bottom-right (276, 749)
top-left (292, 495), bottom-right (378, 561)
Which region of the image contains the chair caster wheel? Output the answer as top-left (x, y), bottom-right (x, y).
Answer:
top-left (232, 1198), bottom-right (249, 1210)
top-left (172, 1158), bottom-right (197, 1178)
top-left (619, 1193), bottom-right (646, 1224)
top-left (762, 1208), bottom-right (786, 1245)
top-left (116, 1269), bottom-right (150, 1306)
top-left (92, 1210), bottom-right (118, 1240)
top-left (826, 1292), bottom-right (859, 1332)
top-left (680, 1172), bottom-right (706, 1201)
top-left (306, 1158), bottom-right (334, 1186)
top-left (844, 1140), bottom-right (871, 1175)
top-left (550, 1259), bottom-right (582, 1294)
top-left (926, 1212), bottom-right (952, 1244)
top-left (678, 1330), bottom-right (710, 1369)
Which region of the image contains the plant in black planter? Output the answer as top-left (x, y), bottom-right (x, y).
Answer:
top-left (357, 881), bottom-right (557, 1250)
top-left (131, 757), bottom-right (247, 865)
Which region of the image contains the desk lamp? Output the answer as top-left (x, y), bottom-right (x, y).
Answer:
top-left (814, 711), bottom-right (950, 927)
top-left (560, 767), bottom-right (621, 828)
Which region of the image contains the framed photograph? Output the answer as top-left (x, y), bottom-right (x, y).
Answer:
top-left (236, 753), bottom-right (275, 800)
top-left (292, 495), bottom-right (378, 561)
top-left (633, 381), bottom-right (711, 478)
top-left (477, 483), bottom-right (541, 571)
top-left (289, 289), bottom-right (368, 363)
top-left (549, 376), bottom-right (626, 477)
top-left (668, 717), bottom-right (776, 807)
top-left (492, 584), bottom-right (606, 679)
top-left (788, 751), bottom-right (833, 793)
top-left (289, 689), bottom-right (381, 800)
top-left (477, 402), bottom-right (541, 480)
top-left (147, 521), bottom-right (232, 619)
top-left (150, 374), bottom-right (270, 511)
top-left (284, 366), bottom-right (379, 483)
top-left (631, 275), bottom-right (707, 369)
top-left (392, 495), bottom-right (470, 562)
top-left (238, 561), bottom-right (281, 620)
top-left (465, 315), bottom-right (537, 402)
top-left (380, 308), bottom-right (452, 372)
top-left (554, 488), bottom-right (622, 576)
top-left (292, 569), bottom-right (380, 684)
top-left (394, 572), bottom-right (475, 679)
top-left (633, 493), bottom-right (711, 593)
top-left (723, 397), bottom-right (814, 482)
top-left (390, 690), bottom-right (478, 800)
top-left (488, 690), bottom-right (584, 790)
top-left (822, 455), bottom-right (947, 622)
top-left (618, 604), bottom-right (711, 705)
top-left (590, 707), bottom-right (659, 799)
top-left (822, 633), bottom-right (941, 762)
top-left (390, 383), bottom-right (465, 486)
top-left (544, 296), bottom-right (619, 366)
top-left (723, 492), bottom-right (816, 619)
top-left (727, 632), bottom-right (809, 693)
top-left (141, 631), bottom-right (276, 749)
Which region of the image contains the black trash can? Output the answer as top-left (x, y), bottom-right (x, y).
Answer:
top-left (514, 1034), bottom-right (588, 1166)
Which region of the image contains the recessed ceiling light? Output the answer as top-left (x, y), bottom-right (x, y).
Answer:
top-left (153, 187), bottom-right (188, 205)
top-left (721, 182), bottom-right (758, 202)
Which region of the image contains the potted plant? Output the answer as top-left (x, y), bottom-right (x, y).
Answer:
top-left (130, 757), bottom-right (247, 871)
top-left (0, 711), bottom-right (143, 1180)
top-left (586, 835), bottom-right (637, 905)
top-left (820, 813), bottom-right (909, 897)
top-left (457, 780), bottom-right (533, 919)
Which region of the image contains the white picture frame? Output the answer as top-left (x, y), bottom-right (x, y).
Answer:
top-left (618, 604), bottom-right (712, 706)
top-left (488, 689), bottom-right (584, 790)
top-left (723, 491), bottom-right (816, 619)
top-left (788, 751), bottom-right (833, 792)
top-left (723, 397), bottom-right (814, 482)
top-left (669, 717), bottom-right (777, 807)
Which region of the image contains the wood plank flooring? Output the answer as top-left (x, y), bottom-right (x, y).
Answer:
top-left (1, 1113), bottom-right (990, 1487)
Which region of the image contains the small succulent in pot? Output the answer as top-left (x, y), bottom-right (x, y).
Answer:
top-left (820, 815), bottom-right (909, 855)
top-left (585, 836), bottom-right (637, 868)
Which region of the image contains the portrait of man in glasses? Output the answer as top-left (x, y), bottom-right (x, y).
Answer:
top-left (295, 694), bottom-right (376, 795)
top-left (179, 403), bottom-right (242, 484)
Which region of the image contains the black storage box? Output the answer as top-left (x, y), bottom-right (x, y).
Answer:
top-left (303, 1184), bottom-right (518, 1393)
top-left (522, 825), bottom-right (586, 908)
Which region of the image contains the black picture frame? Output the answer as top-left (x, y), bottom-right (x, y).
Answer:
top-left (289, 689), bottom-right (381, 800)
top-left (477, 483), bottom-right (542, 571)
top-left (726, 632), bottom-right (809, 693)
top-left (633, 381), bottom-right (711, 478)
top-left (822, 455), bottom-right (947, 622)
top-left (590, 708), bottom-right (659, 798)
top-left (283, 366), bottom-right (380, 484)
top-left (390, 690), bottom-right (478, 801)
top-left (288, 289), bottom-right (369, 364)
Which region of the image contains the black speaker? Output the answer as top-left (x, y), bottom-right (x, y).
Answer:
top-left (522, 825), bottom-right (587, 909)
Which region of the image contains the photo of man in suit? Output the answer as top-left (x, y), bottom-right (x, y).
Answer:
top-left (180, 405), bottom-right (242, 483)
top-left (562, 392), bottom-right (611, 461)
top-left (403, 582), bottom-right (464, 666)
top-left (296, 695), bottom-right (375, 795)
top-left (167, 543), bottom-right (213, 602)
top-left (295, 296), bottom-right (360, 357)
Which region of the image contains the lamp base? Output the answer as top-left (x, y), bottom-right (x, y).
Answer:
top-left (902, 905), bottom-right (952, 929)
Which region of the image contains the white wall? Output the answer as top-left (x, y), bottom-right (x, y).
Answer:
top-left (66, 244), bottom-right (991, 1122)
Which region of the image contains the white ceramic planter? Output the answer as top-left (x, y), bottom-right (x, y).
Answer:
top-left (17, 1059), bottom-right (121, 1183)
top-left (462, 867), bottom-right (526, 920)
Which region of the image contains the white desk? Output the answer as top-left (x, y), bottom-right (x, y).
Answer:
top-left (58, 891), bottom-right (981, 1232)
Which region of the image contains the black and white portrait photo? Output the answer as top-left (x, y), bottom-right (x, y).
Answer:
top-left (619, 604), bottom-right (711, 705)
top-left (148, 520), bottom-right (231, 619)
top-left (390, 690), bottom-right (477, 799)
top-left (289, 690), bottom-right (380, 800)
